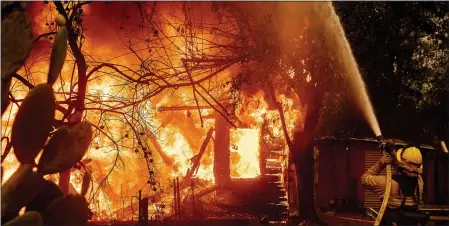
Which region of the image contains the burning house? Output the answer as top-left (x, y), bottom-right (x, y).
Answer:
top-left (0, 2), bottom-right (300, 223)
top-left (148, 90), bottom-right (300, 224)
top-left (2, 1), bottom-right (448, 226)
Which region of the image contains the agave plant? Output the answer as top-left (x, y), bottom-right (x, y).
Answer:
top-left (2, 4), bottom-right (93, 226)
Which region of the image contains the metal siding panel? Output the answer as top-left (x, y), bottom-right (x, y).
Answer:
top-left (363, 149), bottom-right (396, 208)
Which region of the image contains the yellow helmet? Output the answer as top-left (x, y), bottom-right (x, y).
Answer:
top-left (396, 146), bottom-right (423, 166)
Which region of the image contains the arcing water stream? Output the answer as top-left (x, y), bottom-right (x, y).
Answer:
top-left (250, 2), bottom-right (383, 136)
top-left (323, 6), bottom-right (390, 225)
top-left (323, 2), bottom-right (382, 136)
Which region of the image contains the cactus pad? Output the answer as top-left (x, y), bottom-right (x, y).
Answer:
top-left (11, 84), bottom-right (56, 164)
top-left (25, 179), bottom-right (64, 214)
top-left (55, 15), bottom-right (66, 26)
top-left (47, 27), bottom-right (68, 85)
top-left (1, 74), bottom-right (12, 115)
top-left (43, 194), bottom-right (89, 225)
top-left (37, 125), bottom-right (69, 174)
top-left (38, 122), bottom-right (92, 175)
top-left (1, 11), bottom-right (33, 78)
top-left (1, 164), bottom-right (45, 219)
top-left (3, 211), bottom-right (43, 226)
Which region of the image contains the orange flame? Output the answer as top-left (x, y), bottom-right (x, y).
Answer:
top-left (1, 2), bottom-right (305, 221)
top-left (230, 128), bottom-right (261, 178)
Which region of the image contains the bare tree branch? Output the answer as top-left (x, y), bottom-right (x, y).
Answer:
top-left (12, 73), bottom-right (34, 89)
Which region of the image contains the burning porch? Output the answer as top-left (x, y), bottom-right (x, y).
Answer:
top-left (112, 99), bottom-right (296, 225)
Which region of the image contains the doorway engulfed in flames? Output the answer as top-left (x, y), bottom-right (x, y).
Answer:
top-left (230, 128), bottom-right (261, 179)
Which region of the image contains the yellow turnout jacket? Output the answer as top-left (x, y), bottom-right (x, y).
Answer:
top-left (361, 160), bottom-right (423, 208)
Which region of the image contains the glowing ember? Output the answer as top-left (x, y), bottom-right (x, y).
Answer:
top-left (230, 128), bottom-right (261, 178)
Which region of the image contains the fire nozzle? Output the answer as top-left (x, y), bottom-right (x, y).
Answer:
top-left (377, 135), bottom-right (387, 151)
top-left (376, 135), bottom-right (384, 142)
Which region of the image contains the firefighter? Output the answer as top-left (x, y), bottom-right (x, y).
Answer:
top-left (361, 143), bottom-right (425, 225)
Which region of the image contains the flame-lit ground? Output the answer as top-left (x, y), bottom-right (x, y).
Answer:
top-left (1, 1), bottom-right (304, 222)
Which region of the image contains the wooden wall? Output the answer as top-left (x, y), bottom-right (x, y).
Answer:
top-left (423, 151), bottom-right (449, 205)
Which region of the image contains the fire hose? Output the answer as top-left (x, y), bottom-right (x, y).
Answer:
top-left (374, 136), bottom-right (392, 226)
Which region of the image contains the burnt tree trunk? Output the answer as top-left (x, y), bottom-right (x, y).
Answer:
top-left (291, 85), bottom-right (325, 222)
top-left (214, 114), bottom-right (230, 186)
top-left (289, 28), bottom-right (329, 219)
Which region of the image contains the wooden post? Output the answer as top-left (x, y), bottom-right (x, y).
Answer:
top-left (176, 178), bottom-right (181, 220)
top-left (173, 178), bottom-right (178, 220)
top-left (191, 180), bottom-right (195, 218)
top-left (214, 115), bottom-right (230, 186)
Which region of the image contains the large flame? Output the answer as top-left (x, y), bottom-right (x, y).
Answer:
top-left (230, 128), bottom-right (261, 179)
top-left (1, 2), bottom-right (305, 221)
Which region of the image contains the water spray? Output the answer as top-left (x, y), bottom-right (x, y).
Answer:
top-left (326, 3), bottom-right (388, 224)
top-left (441, 141), bottom-right (448, 153)
top-left (324, 2), bottom-right (382, 137)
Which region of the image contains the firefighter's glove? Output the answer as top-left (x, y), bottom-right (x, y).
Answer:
top-left (385, 139), bottom-right (396, 152)
top-left (380, 154), bottom-right (393, 166)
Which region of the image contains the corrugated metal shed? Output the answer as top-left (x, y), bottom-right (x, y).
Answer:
top-left (363, 150), bottom-right (397, 208)
top-left (314, 137), bottom-right (438, 209)
top-left (314, 136), bottom-right (436, 151)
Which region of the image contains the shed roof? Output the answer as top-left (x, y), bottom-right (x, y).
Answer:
top-left (314, 136), bottom-right (437, 151)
